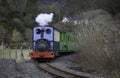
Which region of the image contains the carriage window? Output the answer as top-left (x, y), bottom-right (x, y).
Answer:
top-left (46, 29), bottom-right (51, 34)
top-left (36, 29), bottom-right (41, 34)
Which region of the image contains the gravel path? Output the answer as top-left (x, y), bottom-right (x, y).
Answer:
top-left (16, 60), bottom-right (53, 78)
top-left (0, 59), bottom-right (54, 78)
top-left (0, 59), bottom-right (17, 78)
top-left (0, 54), bottom-right (104, 78)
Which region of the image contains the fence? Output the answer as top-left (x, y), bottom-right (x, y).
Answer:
top-left (0, 45), bottom-right (32, 63)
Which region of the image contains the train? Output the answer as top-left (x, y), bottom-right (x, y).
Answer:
top-left (29, 26), bottom-right (74, 61)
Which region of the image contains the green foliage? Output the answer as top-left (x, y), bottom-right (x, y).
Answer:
top-left (0, 0), bottom-right (65, 44)
top-left (0, 25), bottom-right (6, 43)
top-left (7, 18), bottom-right (25, 31)
top-left (12, 29), bottom-right (23, 42)
top-left (24, 28), bottom-right (32, 43)
top-left (26, 0), bottom-right (39, 16)
top-left (38, 4), bottom-right (63, 23)
top-left (66, 0), bottom-right (120, 16)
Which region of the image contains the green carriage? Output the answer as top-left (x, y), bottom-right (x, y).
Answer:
top-left (59, 32), bottom-right (75, 53)
top-left (53, 27), bottom-right (75, 53)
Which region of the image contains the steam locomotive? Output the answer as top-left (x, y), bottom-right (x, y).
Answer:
top-left (29, 26), bottom-right (74, 60)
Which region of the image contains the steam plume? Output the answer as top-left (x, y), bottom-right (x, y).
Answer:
top-left (35, 13), bottom-right (54, 26)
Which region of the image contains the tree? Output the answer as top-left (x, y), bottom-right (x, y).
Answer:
top-left (0, 25), bottom-right (6, 45)
top-left (66, 0), bottom-right (120, 16)
top-left (12, 29), bottom-right (23, 42)
top-left (24, 28), bottom-right (32, 43)
top-left (23, 28), bottom-right (32, 48)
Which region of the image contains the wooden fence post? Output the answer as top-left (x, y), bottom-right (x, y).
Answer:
top-left (9, 47), bottom-right (11, 59)
top-left (28, 46), bottom-right (31, 60)
top-left (20, 46), bottom-right (24, 61)
top-left (2, 42), bottom-right (4, 59)
top-left (15, 47), bottom-right (17, 60)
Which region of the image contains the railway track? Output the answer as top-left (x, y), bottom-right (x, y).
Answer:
top-left (35, 62), bottom-right (101, 78)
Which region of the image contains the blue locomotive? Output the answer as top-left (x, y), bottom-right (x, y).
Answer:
top-left (29, 26), bottom-right (74, 60)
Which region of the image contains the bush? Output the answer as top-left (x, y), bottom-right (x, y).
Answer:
top-left (8, 42), bottom-right (21, 49)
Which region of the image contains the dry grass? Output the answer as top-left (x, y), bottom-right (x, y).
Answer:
top-left (73, 9), bottom-right (120, 78)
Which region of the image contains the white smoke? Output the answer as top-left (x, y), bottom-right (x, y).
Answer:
top-left (35, 13), bottom-right (54, 26)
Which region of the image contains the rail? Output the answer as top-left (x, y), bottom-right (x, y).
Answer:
top-left (35, 62), bottom-right (91, 78)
